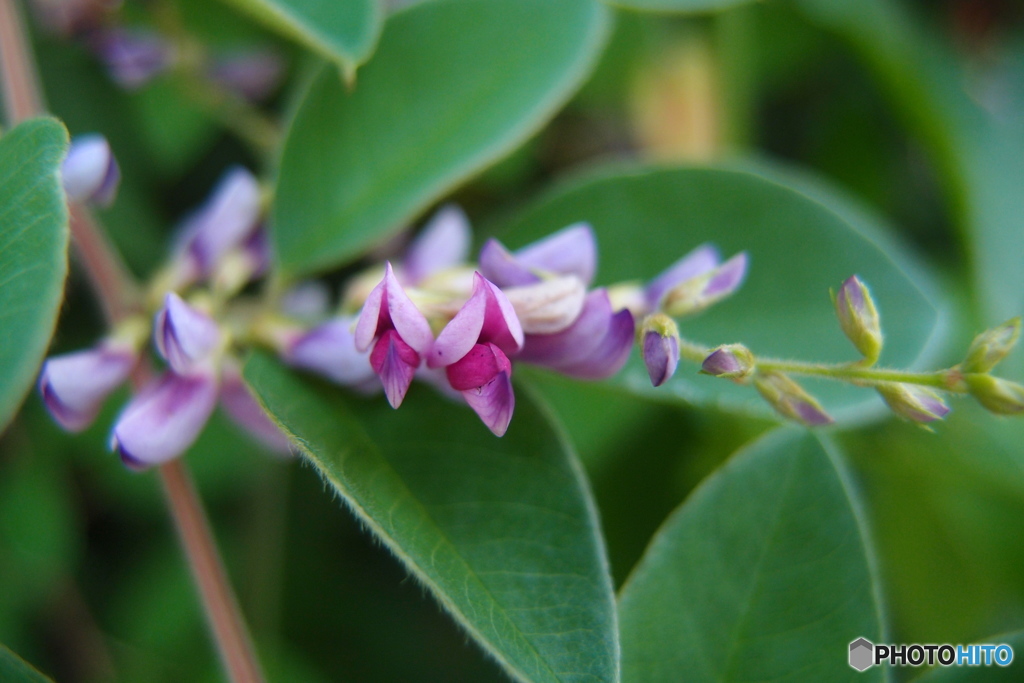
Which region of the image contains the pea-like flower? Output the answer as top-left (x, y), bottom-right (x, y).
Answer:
top-left (428, 273), bottom-right (524, 436)
top-left (649, 244), bottom-right (748, 317)
top-left (355, 263), bottom-right (435, 408)
top-left (479, 223), bottom-right (596, 287)
top-left (39, 339), bottom-right (137, 432)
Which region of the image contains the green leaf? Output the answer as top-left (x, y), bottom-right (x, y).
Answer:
top-left (600, 0), bottom-right (756, 14)
top-left (216, 0), bottom-right (382, 73)
top-left (243, 352), bottom-right (618, 683)
top-left (0, 643), bottom-right (53, 682)
top-left (618, 429), bottom-right (885, 682)
top-left (272, 0), bottom-right (611, 279)
top-left (494, 161), bottom-right (948, 422)
top-left (913, 630), bottom-right (1024, 682)
top-left (0, 118), bottom-right (69, 433)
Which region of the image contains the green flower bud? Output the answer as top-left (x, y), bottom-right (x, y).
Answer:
top-left (967, 375), bottom-right (1024, 415)
top-left (753, 371), bottom-right (834, 426)
top-left (834, 275), bottom-right (883, 365)
top-left (876, 383), bottom-right (950, 423)
top-left (961, 317), bottom-right (1021, 373)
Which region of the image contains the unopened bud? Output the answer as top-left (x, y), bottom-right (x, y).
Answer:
top-left (753, 371), bottom-right (834, 426)
top-left (967, 375), bottom-right (1024, 415)
top-left (640, 314), bottom-right (680, 387)
top-left (876, 383), bottom-right (950, 423)
top-left (834, 275), bottom-right (883, 364)
top-left (961, 317), bottom-right (1021, 373)
top-left (661, 252), bottom-right (748, 317)
top-left (701, 344), bottom-right (754, 379)
top-left (61, 134), bottom-right (120, 207)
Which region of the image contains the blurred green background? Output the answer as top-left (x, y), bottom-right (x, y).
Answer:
top-left (2, 0), bottom-right (1024, 680)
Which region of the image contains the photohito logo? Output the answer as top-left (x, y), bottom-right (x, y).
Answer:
top-left (849, 638), bottom-right (1014, 671)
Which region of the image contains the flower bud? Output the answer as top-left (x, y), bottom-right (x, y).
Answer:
top-left (39, 340), bottom-right (136, 432)
top-left (154, 293), bottom-right (221, 374)
top-left (834, 275), bottom-right (882, 364)
top-left (701, 343), bottom-right (754, 379)
top-left (640, 314), bottom-right (680, 387)
top-left (753, 371), bottom-right (834, 426)
top-left (876, 383), bottom-right (950, 423)
top-left (660, 252), bottom-right (748, 317)
top-left (111, 369), bottom-right (219, 469)
top-left (967, 375), bottom-right (1024, 415)
top-left (61, 134), bottom-right (120, 207)
top-left (961, 317), bottom-right (1021, 374)
top-left (90, 29), bottom-right (173, 89)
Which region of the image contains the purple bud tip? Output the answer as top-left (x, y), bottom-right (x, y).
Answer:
top-left (154, 293), bottom-right (221, 373)
top-left (643, 330), bottom-right (680, 387)
top-left (62, 134), bottom-right (120, 207)
top-left (835, 274), bottom-right (883, 363)
top-left (701, 344), bottom-right (754, 379)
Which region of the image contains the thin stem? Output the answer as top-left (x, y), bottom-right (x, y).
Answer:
top-left (0, 5), bottom-right (265, 681)
top-left (0, 0), bottom-right (43, 123)
top-left (756, 359), bottom-right (964, 391)
top-left (161, 460), bottom-right (266, 683)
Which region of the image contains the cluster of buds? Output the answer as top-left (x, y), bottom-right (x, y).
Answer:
top-left (29, 0), bottom-right (284, 102)
top-left (41, 138), bottom-right (753, 464)
top-left (700, 274), bottom-right (1024, 426)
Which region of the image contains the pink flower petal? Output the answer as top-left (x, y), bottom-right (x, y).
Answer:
top-left (461, 370), bottom-right (515, 437)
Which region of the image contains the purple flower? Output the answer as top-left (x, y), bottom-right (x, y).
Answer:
top-left (173, 167), bottom-right (263, 282)
top-left (39, 341), bottom-right (136, 432)
top-left (283, 316), bottom-right (377, 388)
top-left (517, 289), bottom-right (634, 380)
top-left (647, 245), bottom-right (748, 317)
top-left (479, 223), bottom-right (596, 288)
top-left (428, 273), bottom-right (524, 435)
top-left (401, 205), bottom-right (472, 286)
top-left (207, 48), bottom-right (284, 102)
top-left (61, 134), bottom-right (120, 207)
top-left (355, 263), bottom-right (434, 408)
top-left (111, 369), bottom-right (219, 469)
top-left (753, 371), bottom-right (834, 427)
top-left (876, 383), bottom-right (950, 423)
top-left (701, 344), bottom-right (755, 379)
top-left (220, 363), bottom-right (291, 454)
top-left (640, 314), bottom-right (680, 387)
top-left (502, 276), bottom-right (587, 335)
top-left (90, 28), bottom-right (173, 89)
top-left (835, 275), bottom-right (883, 364)
top-left (154, 293), bottom-right (221, 374)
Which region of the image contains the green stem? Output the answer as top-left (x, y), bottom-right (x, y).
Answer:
top-left (756, 359), bottom-right (964, 391)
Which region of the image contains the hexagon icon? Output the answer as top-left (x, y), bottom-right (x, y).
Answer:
top-left (849, 638), bottom-right (874, 672)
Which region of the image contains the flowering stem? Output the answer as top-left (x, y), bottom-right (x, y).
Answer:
top-left (160, 460), bottom-right (266, 683)
top-left (0, 5), bottom-right (265, 681)
top-left (755, 359), bottom-right (964, 391)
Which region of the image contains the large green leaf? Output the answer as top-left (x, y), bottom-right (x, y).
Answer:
top-left (272, 0), bottom-right (611, 279)
top-left (618, 429), bottom-right (885, 682)
top-left (243, 352), bottom-right (618, 683)
top-left (0, 644), bottom-right (52, 682)
top-left (913, 630), bottom-right (1024, 682)
top-left (601, 0), bottom-right (755, 13)
top-left (0, 118), bottom-right (69, 433)
top-left (217, 0), bottom-right (381, 73)
top-left (495, 162), bottom-right (947, 422)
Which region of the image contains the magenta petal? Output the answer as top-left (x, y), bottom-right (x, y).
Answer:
top-left (155, 293), bottom-right (220, 373)
top-left (461, 370), bottom-right (515, 437)
top-left (39, 343), bottom-right (136, 432)
top-left (111, 370), bottom-right (218, 469)
top-left (479, 277), bottom-right (524, 355)
top-left (430, 273), bottom-right (523, 367)
top-left (518, 289), bottom-right (636, 380)
top-left (220, 365), bottom-right (291, 453)
top-left (175, 167), bottom-right (262, 274)
top-left (514, 223), bottom-right (597, 286)
top-left (446, 343), bottom-right (511, 391)
top-left (284, 317), bottom-right (376, 386)
top-left (403, 205), bottom-right (471, 284)
top-left (370, 330), bottom-right (421, 408)
top-left (645, 243), bottom-right (719, 308)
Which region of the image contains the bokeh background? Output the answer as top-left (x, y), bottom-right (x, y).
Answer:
top-left (2, 0), bottom-right (1024, 680)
